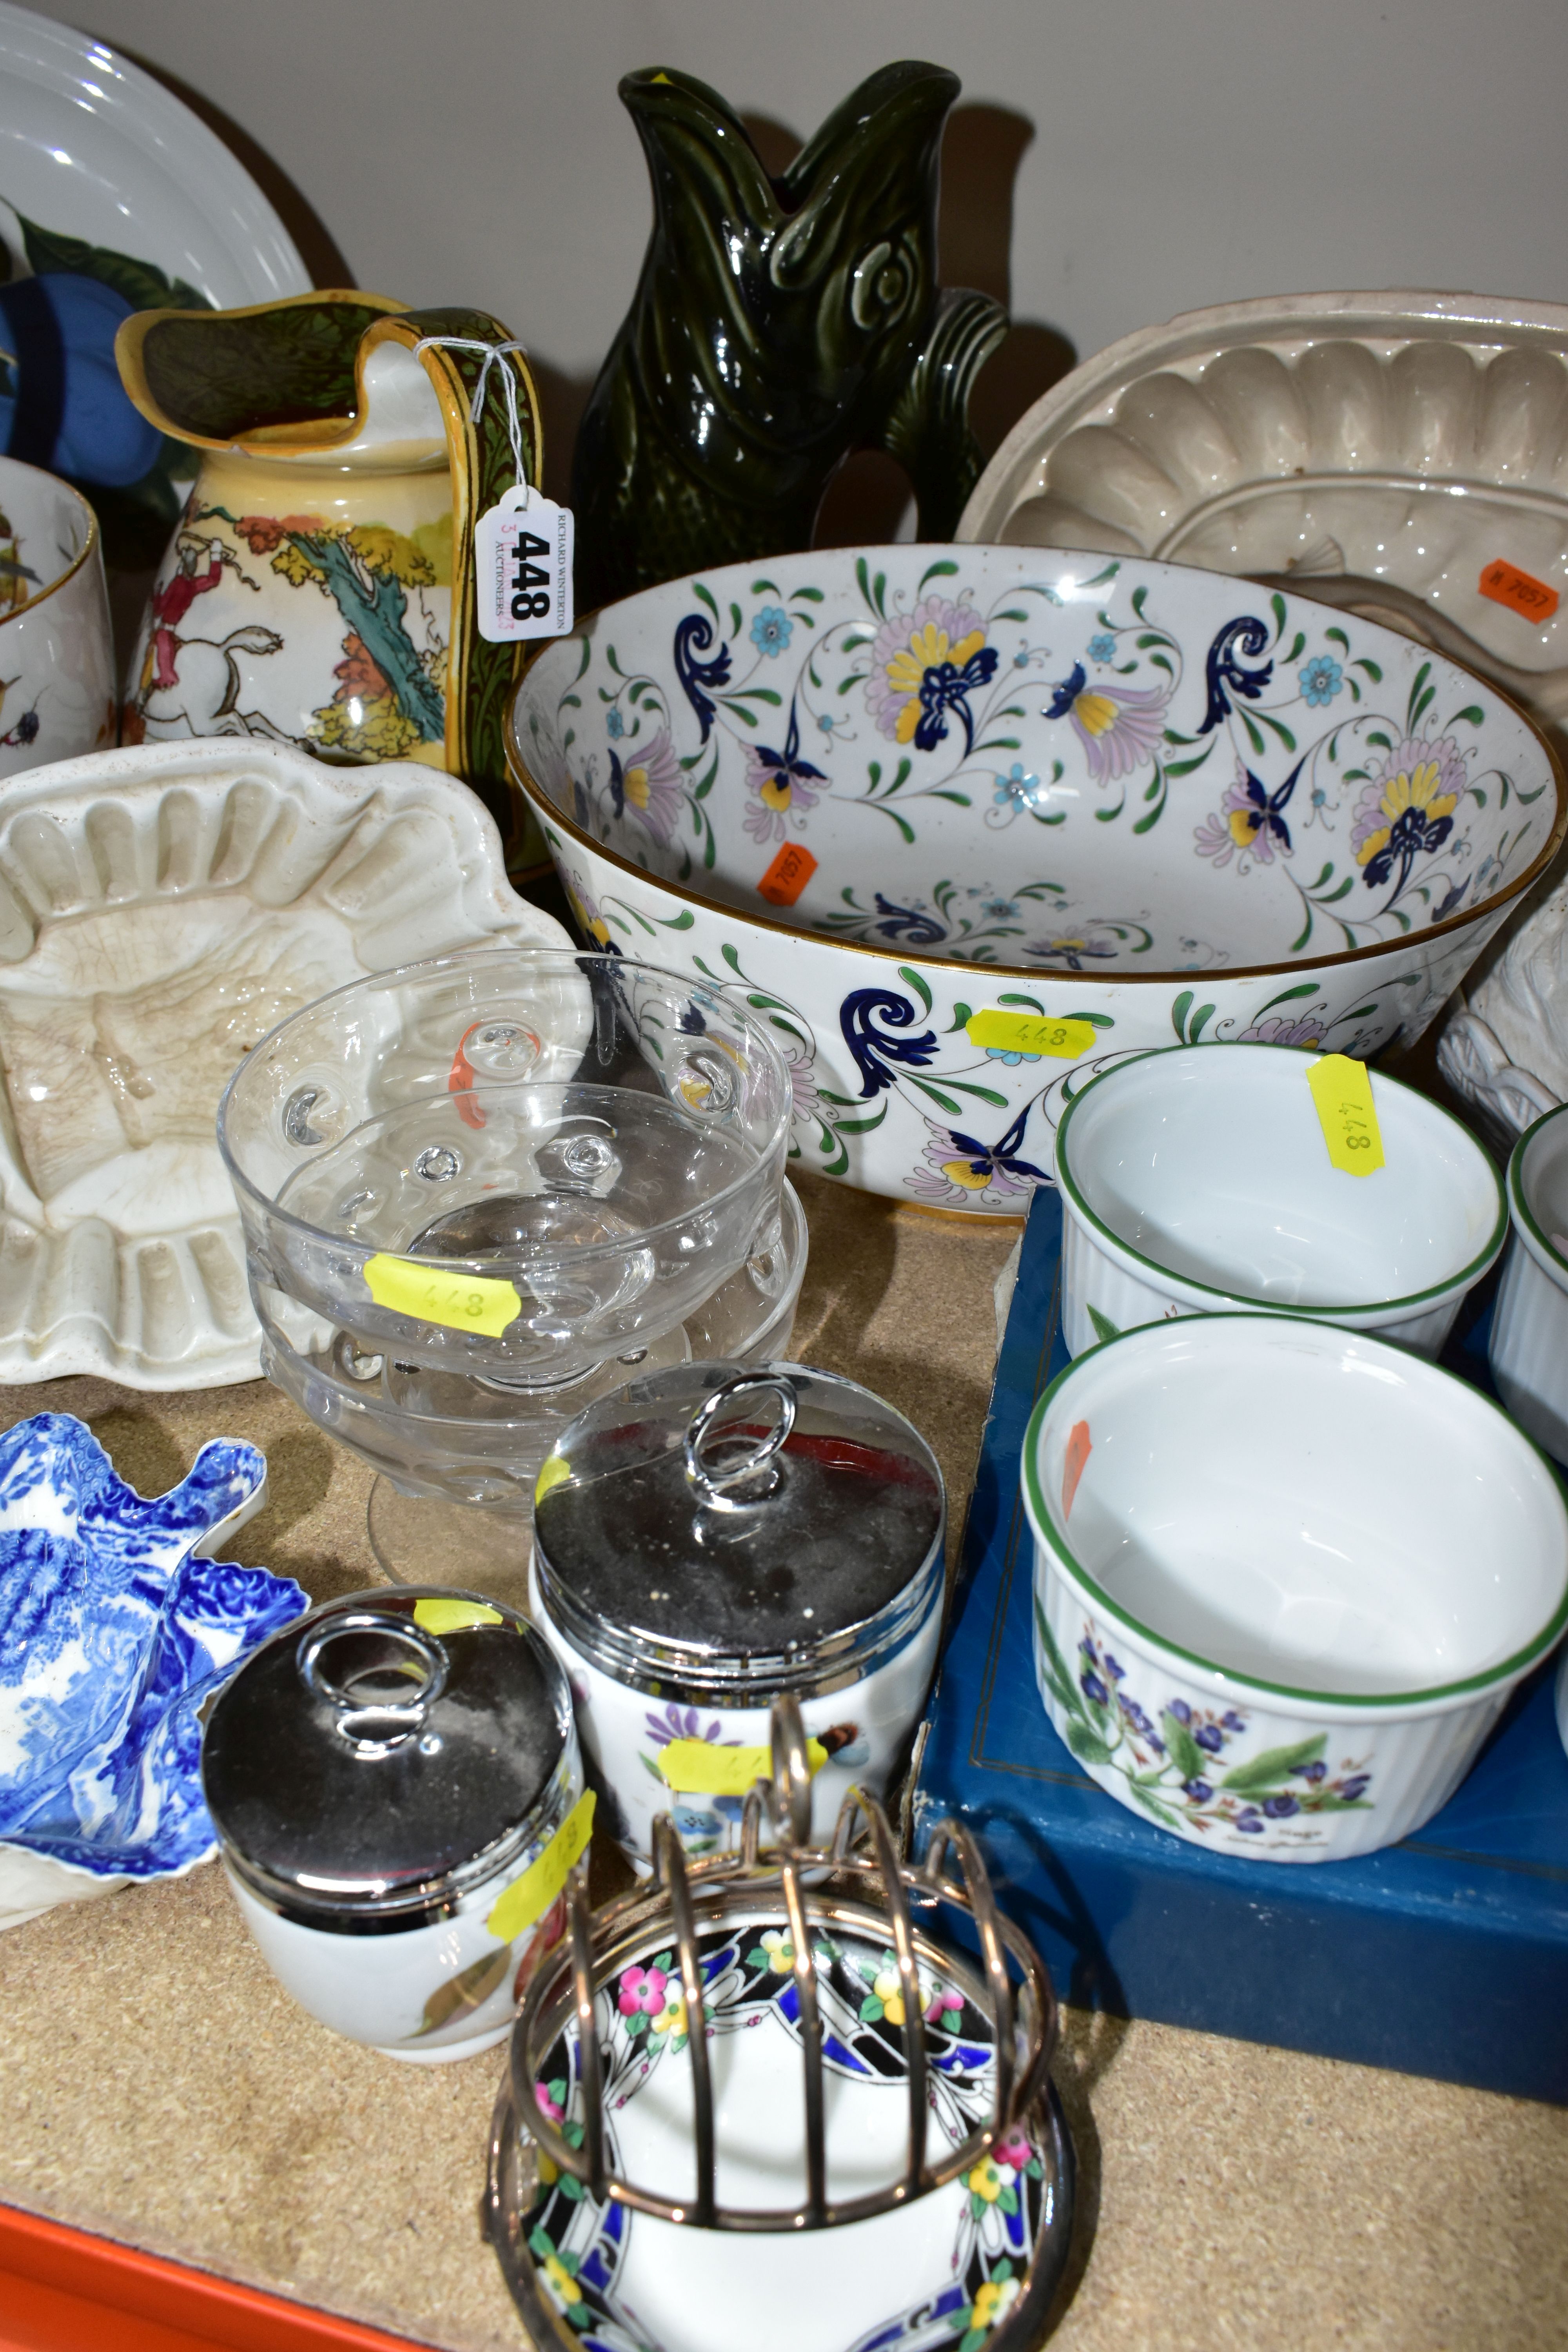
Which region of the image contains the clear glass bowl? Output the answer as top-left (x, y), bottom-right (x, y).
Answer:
top-left (219, 950), bottom-right (793, 1390)
top-left (257, 1180), bottom-right (809, 1508)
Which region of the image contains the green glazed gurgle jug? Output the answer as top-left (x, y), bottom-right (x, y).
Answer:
top-left (116, 292), bottom-right (546, 875)
top-left (572, 60), bottom-right (1009, 612)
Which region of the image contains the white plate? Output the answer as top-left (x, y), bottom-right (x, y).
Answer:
top-left (0, 2), bottom-right (306, 307)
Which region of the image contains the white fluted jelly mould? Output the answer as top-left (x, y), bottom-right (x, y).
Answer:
top-left (0, 739), bottom-right (567, 1388)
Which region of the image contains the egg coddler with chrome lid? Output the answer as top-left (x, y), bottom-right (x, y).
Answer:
top-left (529, 1360), bottom-right (946, 1866)
top-left (200, 1590), bottom-right (588, 2061)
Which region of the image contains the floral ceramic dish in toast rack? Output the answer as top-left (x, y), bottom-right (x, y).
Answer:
top-left (495, 1913), bottom-right (1067, 2352)
top-left (510, 545), bottom-right (1563, 1212)
top-left (0, 1412), bottom-right (306, 1929)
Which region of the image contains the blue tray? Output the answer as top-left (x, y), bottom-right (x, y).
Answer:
top-left (913, 1184), bottom-right (1568, 2104)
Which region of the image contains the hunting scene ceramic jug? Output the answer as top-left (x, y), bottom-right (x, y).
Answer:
top-left (115, 292), bottom-right (546, 872)
top-left (572, 60), bottom-right (1008, 611)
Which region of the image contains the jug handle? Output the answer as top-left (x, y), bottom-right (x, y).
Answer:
top-left (366, 308), bottom-right (548, 878)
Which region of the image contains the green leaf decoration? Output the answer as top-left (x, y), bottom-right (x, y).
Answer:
top-left (859, 1995), bottom-right (885, 2023)
top-left (1033, 1597), bottom-right (1085, 1719)
top-left (1171, 989), bottom-right (1194, 1042)
top-left (412, 1941), bottom-right (510, 2037)
top-left (13, 207), bottom-right (212, 314)
top-left (140, 299), bottom-right (392, 442)
top-left (1162, 1710), bottom-right (1206, 1784)
top-left (1125, 1780), bottom-right (1180, 1826)
top-left (529, 2225), bottom-right (554, 2261)
top-left (1221, 1735), bottom-right (1327, 1793)
top-left (1064, 1719), bottom-right (1115, 1768)
top-left (1086, 1304), bottom-right (1121, 1345)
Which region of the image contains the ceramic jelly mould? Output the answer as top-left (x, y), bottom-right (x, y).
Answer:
top-left (511, 544), bottom-right (1563, 1213)
top-left (960, 292), bottom-right (1568, 730)
top-left (0, 739), bottom-right (568, 1389)
top-left (0, 1412), bottom-right (305, 1931)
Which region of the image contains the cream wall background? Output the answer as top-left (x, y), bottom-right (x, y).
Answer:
top-left (29, 0), bottom-right (1568, 487)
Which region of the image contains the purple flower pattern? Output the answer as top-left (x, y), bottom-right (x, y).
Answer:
top-left (1037, 1618), bottom-right (1376, 1848)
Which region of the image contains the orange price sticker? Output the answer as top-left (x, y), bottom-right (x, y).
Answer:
top-left (757, 842), bottom-right (818, 907)
top-left (1062, 1420), bottom-right (1092, 1521)
top-left (1479, 559), bottom-right (1559, 625)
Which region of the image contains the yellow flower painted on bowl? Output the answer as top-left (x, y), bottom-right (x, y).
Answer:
top-left (1350, 734), bottom-right (1468, 890)
top-left (543, 2253), bottom-right (582, 2308)
top-left (941, 1157), bottom-right (996, 1193)
top-left (865, 595), bottom-right (998, 753)
top-left (968, 2155), bottom-right (1006, 2204)
top-left (971, 2274), bottom-right (1021, 2332)
top-left (652, 1992), bottom-right (687, 2038)
top-left (871, 1961), bottom-right (906, 2025)
top-left (564, 878), bottom-right (612, 950)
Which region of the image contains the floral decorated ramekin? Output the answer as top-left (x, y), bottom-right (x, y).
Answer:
top-left (1056, 1042), bottom-right (1506, 1358)
top-left (509, 546), bottom-right (1563, 1213)
top-left (1022, 1314), bottom-right (1568, 1862)
top-left (1490, 1102), bottom-right (1568, 1463)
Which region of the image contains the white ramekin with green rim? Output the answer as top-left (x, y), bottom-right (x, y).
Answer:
top-left (1021, 1312), bottom-right (1568, 1862)
top-left (1490, 1102), bottom-right (1568, 1465)
top-left (1054, 1042), bottom-right (1507, 1360)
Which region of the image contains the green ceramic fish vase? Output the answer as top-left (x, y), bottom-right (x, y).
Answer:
top-left (572, 60), bottom-right (1009, 612)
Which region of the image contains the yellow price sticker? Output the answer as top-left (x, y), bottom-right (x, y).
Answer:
top-left (363, 1252), bottom-right (521, 1338)
top-left (658, 1737), bottom-right (828, 1795)
top-left (485, 1787), bottom-right (597, 1943)
top-left (965, 1009), bottom-right (1098, 1062)
top-left (534, 1453), bottom-right (572, 1506)
top-left (1307, 1054), bottom-right (1385, 1177)
top-left (412, 1597), bottom-right (504, 1636)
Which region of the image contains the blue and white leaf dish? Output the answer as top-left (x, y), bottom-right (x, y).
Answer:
top-left (0, 1412), bottom-right (305, 1929)
top-left (508, 547), bottom-right (1565, 1212)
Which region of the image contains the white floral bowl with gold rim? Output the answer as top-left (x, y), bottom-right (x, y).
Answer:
top-left (508, 546), bottom-right (1563, 1213)
top-left (1056, 1042), bottom-right (1506, 1359)
top-left (0, 452), bottom-right (115, 776)
top-left (1022, 1314), bottom-right (1568, 1862)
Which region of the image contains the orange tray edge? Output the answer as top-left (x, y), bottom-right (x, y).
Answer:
top-left (0, 2200), bottom-right (447, 2352)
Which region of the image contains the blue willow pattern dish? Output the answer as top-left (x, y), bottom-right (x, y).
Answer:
top-left (0, 1414), bottom-right (305, 1882)
top-left (511, 550), bottom-right (1562, 1212)
top-left (521, 1920), bottom-right (1052, 2351)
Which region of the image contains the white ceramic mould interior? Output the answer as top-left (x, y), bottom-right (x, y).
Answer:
top-left (961, 292), bottom-right (1568, 721)
top-left (0, 738), bottom-right (568, 1388)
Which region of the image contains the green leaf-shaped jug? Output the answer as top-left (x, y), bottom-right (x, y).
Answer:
top-left (116, 291), bottom-right (546, 875)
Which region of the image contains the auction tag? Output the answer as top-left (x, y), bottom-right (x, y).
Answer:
top-left (362, 1252), bottom-right (522, 1336)
top-left (757, 842), bottom-right (818, 906)
top-left (1479, 558), bottom-right (1559, 624)
top-left (658, 1737), bottom-right (828, 1795)
top-left (475, 485), bottom-right (573, 642)
top-left (966, 1008), bottom-right (1097, 1061)
top-left (485, 1788), bottom-right (597, 1942)
top-left (1307, 1054), bottom-right (1385, 1176)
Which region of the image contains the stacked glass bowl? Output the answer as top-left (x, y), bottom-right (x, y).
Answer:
top-left (219, 950), bottom-right (802, 1594)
